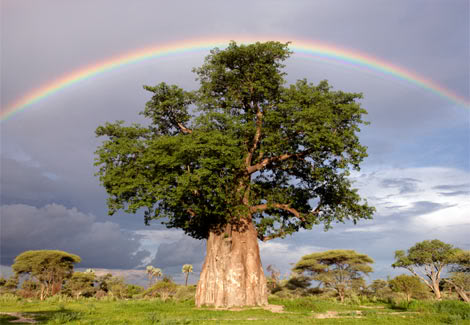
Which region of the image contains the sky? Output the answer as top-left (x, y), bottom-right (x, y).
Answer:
top-left (1, 0), bottom-right (469, 286)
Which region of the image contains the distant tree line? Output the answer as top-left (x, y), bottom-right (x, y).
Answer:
top-left (0, 250), bottom-right (195, 301)
top-left (1, 239), bottom-right (468, 304)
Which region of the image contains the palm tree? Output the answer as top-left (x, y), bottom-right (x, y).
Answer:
top-left (146, 266), bottom-right (163, 287)
top-left (182, 264), bottom-right (193, 286)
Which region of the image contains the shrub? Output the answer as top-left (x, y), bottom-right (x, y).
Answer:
top-left (435, 300), bottom-right (470, 320)
top-left (146, 281), bottom-right (178, 301)
top-left (173, 285), bottom-right (196, 301)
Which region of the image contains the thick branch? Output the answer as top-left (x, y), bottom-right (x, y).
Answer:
top-left (250, 203), bottom-right (303, 220)
top-left (245, 104), bottom-right (263, 167)
top-left (251, 202), bottom-right (322, 242)
top-left (406, 267), bottom-right (433, 290)
top-left (246, 149), bottom-right (312, 174)
top-left (177, 122), bottom-right (193, 134)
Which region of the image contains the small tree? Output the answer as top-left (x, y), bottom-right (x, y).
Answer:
top-left (392, 239), bottom-right (461, 300)
top-left (389, 274), bottom-right (429, 302)
top-left (367, 279), bottom-right (392, 300)
top-left (12, 250), bottom-right (81, 300)
top-left (293, 250), bottom-right (373, 302)
top-left (148, 277), bottom-right (178, 301)
top-left (182, 264), bottom-right (193, 286)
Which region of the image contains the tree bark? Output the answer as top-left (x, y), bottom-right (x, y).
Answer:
top-left (195, 221), bottom-right (268, 307)
top-left (431, 280), bottom-right (441, 300)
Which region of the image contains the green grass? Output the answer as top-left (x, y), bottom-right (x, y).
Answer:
top-left (0, 295), bottom-right (469, 324)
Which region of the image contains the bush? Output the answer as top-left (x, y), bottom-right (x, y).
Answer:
top-left (173, 285), bottom-right (196, 301)
top-left (435, 300), bottom-right (470, 320)
top-left (146, 281), bottom-right (178, 301)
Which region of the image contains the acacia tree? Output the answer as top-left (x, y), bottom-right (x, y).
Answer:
top-left (392, 239), bottom-right (461, 300)
top-left (182, 264), bottom-right (193, 286)
top-left (293, 250), bottom-right (374, 302)
top-left (444, 250), bottom-right (470, 302)
top-left (95, 41), bottom-right (374, 307)
top-left (12, 250), bottom-right (81, 300)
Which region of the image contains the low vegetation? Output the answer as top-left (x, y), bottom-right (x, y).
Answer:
top-left (1, 239), bottom-right (468, 323)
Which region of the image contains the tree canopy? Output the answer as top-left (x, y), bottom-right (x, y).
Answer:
top-left (12, 250), bottom-right (81, 300)
top-left (293, 249), bottom-right (374, 302)
top-left (94, 41), bottom-right (374, 242)
top-left (392, 239), bottom-right (462, 300)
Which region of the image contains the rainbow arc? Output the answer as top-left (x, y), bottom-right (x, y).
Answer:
top-left (1, 36), bottom-right (468, 122)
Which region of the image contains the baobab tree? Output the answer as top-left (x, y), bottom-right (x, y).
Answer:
top-left (182, 264), bottom-right (193, 286)
top-left (95, 41), bottom-right (374, 307)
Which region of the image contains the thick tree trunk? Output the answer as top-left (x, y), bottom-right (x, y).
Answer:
top-left (195, 221), bottom-right (268, 307)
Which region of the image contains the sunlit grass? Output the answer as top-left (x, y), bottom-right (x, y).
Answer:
top-left (0, 295), bottom-right (469, 324)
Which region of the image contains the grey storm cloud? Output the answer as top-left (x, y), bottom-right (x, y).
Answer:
top-left (1, 1), bottom-right (468, 282)
top-left (0, 203), bottom-right (150, 268)
top-left (149, 236), bottom-right (205, 270)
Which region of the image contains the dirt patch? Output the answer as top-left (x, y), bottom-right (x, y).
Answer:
top-left (0, 312), bottom-right (37, 323)
top-left (313, 310), bottom-right (363, 319)
top-left (262, 304), bottom-right (284, 313)
top-left (201, 304), bottom-right (285, 313)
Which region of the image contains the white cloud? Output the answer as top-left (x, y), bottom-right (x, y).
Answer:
top-left (351, 167), bottom-right (470, 230)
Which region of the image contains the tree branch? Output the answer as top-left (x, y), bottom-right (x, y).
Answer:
top-left (246, 149), bottom-right (312, 174)
top-left (177, 122), bottom-right (192, 134)
top-left (245, 104), bottom-right (263, 167)
top-left (252, 201), bottom-right (323, 242)
top-left (250, 203), bottom-right (303, 220)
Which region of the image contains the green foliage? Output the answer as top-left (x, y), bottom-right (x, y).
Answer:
top-left (49, 311), bottom-right (82, 324)
top-left (12, 250), bottom-right (81, 299)
top-left (95, 41), bottom-right (374, 241)
top-left (367, 279), bottom-right (393, 300)
top-left (0, 275), bottom-right (19, 293)
top-left (126, 284), bottom-right (144, 298)
top-left (146, 280), bottom-right (178, 301)
top-left (392, 240), bottom-right (463, 299)
top-left (434, 300), bottom-right (470, 320)
top-left (63, 272), bottom-right (96, 298)
top-left (293, 249), bottom-right (374, 301)
top-left (389, 274), bottom-right (430, 302)
top-left (392, 240), bottom-right (460, 269)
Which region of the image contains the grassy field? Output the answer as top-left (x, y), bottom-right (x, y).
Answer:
top-left (1, 295), bottom-right (469, 324)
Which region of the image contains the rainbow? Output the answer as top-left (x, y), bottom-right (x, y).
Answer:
top-left (1, 36), bottom-right (468, 122)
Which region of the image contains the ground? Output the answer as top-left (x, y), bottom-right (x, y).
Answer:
top-left (1, 295), bottom-right (469, 324)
